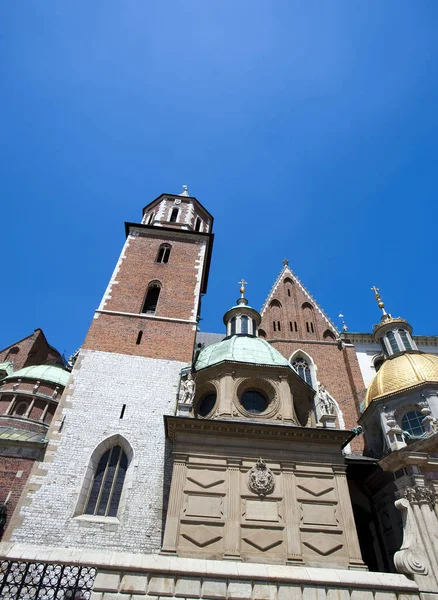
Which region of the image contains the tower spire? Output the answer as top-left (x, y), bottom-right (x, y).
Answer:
top-left (371, 286), bottom-right (389, 321)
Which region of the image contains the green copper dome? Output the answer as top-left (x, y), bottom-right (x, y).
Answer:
top-left (5, 365), bottom-right (71, 387)
top-left (195, 335), bottom-right (292, 371)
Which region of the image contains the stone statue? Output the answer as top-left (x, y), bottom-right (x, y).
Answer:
top-left (319, 384), bottom-right (336, 415)
top-left (180, 372), bottom-right (196, 404)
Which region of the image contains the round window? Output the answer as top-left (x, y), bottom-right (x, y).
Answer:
top-left (198, 393), bottom-right (217, 417)
top-left (241, 390), bottom-right (268, 414)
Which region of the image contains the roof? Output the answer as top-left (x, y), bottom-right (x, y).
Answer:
top-left (195, 335), bottom-right (293, 371)
top-left (4, 364), bottom-right (71, 387)
top-left (365, 352), bottom-right (438, 408)
top-left (0, 427), bottom-right (46, 444)
top-left (196, 332), bottom-right (225, 349)
top-left (0, 361), bottom-right (14, 378)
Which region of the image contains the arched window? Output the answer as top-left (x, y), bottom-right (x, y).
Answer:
top-left (14, 401), bottom-right (28, 417)
top-left (380, 337), bottom-right (388, 355)
top-left (156, 244), bottom-right (171, 264)
top-left (292, 357), bottom-right (313, 387)
top-left (169, 208), bottom-right (179, 223)
top-left (241, 315), bottom-right (249, 334)
top-left (323, 330), bottom-right (336, 341)
top-left (141, 282), bottom-right (161, 314)
top-left (386, 331), bottom-right (399, 354)
top-left (84, 445), bottom-right (128, 517)
top-left (258, 329), bottom-right (266, 338)
top-left (401, 411), bottom-right (425, 437)
top-left (398, 329), bottom-right (413, 351)
top-left (194, 217), bottom-right (202, 232)
top-left (230, 317), bottom-right (237, 336)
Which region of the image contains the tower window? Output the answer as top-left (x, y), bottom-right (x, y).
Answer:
top-left (398, 329), bottom-right (413, 351)
top-left (306, 322), bottom-right (310, 333)
top-left (194, 217), bottom-right (202, 232)
top-left (387, 330), bottom-right (399, 354)
top-left (401, 411), bottom-right (425, 437)
top-left (241, 315), bottom-right (249, 334)
top-left (156, 244), bottom-right (171, 264)
top-left (170, 208), bottom-right (179, 223)
top-left (13, 401), bottom-right (28, 417)
top-left (287, 289), bottom-right (291, 297)
top-left (310, 322), bottom-right (314, 333)
top-left (374, 357), bottom-right (384, 372)
top-left (147, 212), bottom-right (154, 225)
top-left (141, 283), bottom-right (161, 315)
top-left (277, 321), bottom-right (281, 331)
top-left (84, 445), bottom-right (128, 517)
top-left (292, 357), bottom-right (312, 387)
top-left (380, 337), bottom-right (388, 355)
top-left (240, 390), bottom-right (268, 414)
top-left (273, 321), bottom-right (276, 332)
top-left (252, 319), bottom-right (257, 336)
top-left (136, 331), bottom-right (143, 345)
top-left (290, 321), bottom-right (293, 332)
top-left (294, 321), bottom-right (298, 331)
top-left (230, 317), bottom-right (237, 336)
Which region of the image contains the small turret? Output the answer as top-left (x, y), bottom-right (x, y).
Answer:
top-left (222, 280), bottom-right (261, 337)
top-left (371, 286), bottom-right (417, 358)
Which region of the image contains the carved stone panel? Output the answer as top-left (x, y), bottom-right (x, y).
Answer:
top-left (185, 468), bottom-right (226, 491)
top-left (301, 502), bottom-right (337, 527)
top-left (302, 531), bottom-right (344, 556)
top-left (244, 499), bottom-right (280, 522)
top-left (184, 494), bottom-right (223, 519)
top-left (296, 477), bottom-right (336, 500)
top-left (179, 523), bottom-right (224, 553)
top-left (241, 527), bottom-right (284, 552)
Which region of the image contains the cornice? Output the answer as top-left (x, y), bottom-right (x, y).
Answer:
top-left (164, 415), bottom-right (351, 446)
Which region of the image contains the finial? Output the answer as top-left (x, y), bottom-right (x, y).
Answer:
top-left (371, 286), bottom-right (388, 317)
top-left (179, 185), bottom-right (189, 197)
top-left (339, 313), bottom-right (348, 333)
top-left (238, 278), bottom-right (248, 299)
top-left (282, 258), bottom-right (289, 266)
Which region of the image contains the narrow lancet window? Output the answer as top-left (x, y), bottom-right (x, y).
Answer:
top-left (141, 283), bottom-right (161, 315)
top-left (84, 445), bottom-right (128, 517)
top-left (156, 244), bottom-right (171, 264)
top-left (241, 315), bottom-right (248, 334)
top-left (170, 208), bottom-right (179, 223)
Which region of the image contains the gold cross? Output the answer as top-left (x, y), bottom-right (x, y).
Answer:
top-left (238, 279), bottom-right (248, 287)
top-left (371, 286), bottom-right (379, 295)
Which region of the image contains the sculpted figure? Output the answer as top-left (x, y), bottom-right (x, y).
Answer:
top-left (180, 372), bottom-right (196, 404)
top-left (319, 384), bottom-right (336, 415)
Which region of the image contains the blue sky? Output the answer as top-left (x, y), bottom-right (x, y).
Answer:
top-left (1, 2), bottom-right (438, 357)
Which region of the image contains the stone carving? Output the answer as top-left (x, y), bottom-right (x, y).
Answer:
top-left (180, 373), bottom-right (196, 404)
top-left (303, 533), bottom-right (343, 556)
top-left (404, 486), bottom-right (436, 507)
top-left (421, 407), bottom-right (438, 434)
top-left (248, 458), bottom-right (275, 497)
top-left (394, 497), bottom-right (429, 576)
top-left (297, 477), bottom-right (335, 498)
top-left (242, 528), bottom-right (282, 551)
top-left (318, 385), bottom-right (336, 415)
top-left (181, 524), bottom-right (222, 547)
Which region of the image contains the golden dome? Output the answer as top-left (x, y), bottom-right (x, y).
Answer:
top-left (365, 352), bottom-right (438, 408)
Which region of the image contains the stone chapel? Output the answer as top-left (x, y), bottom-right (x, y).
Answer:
top-left (0, 189), bottom-right (437, 600)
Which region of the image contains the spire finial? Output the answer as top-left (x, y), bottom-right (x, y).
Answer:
top-left (282, 258), bottom-right (289, 266)
top-left (339, 313), bottom-right (348, 333)
top-left (371, 286), bottom-right (388, 317)
top-left (179, 185), bottom-right (189, 197)
top-left (238, 278), bottom-right (248, 299)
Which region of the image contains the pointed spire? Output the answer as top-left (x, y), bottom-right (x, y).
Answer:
top-left (339, 313), bottom-right (348, 333)
top-left (282, 258), bottom-right (289, 266)
top-left (371, 286), bottom-right (390, 321)
top-left (179, 185), bottom-right (190, 197)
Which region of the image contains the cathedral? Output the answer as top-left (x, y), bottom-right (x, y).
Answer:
top-left (0, 189), bottom-right (437, 600)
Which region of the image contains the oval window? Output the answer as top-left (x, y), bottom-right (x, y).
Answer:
top-left (198, 393), bottom-right (217, 417)
top-left (241, 390), bottom-right (268, 414)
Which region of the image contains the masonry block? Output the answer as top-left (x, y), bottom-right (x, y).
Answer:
top-left (228, 581), bottom-right (252, 600)
top-left (148, 576), bottom-right (175, 596)
top-left (121, 573), bottom-right (148, 594)
top-left (202, 578), bottom-right (227, 599)
top-left (175, 577), bottom-right (202, 597)
top-left (94, 571), bottom-right (121, 592)
top-left (253, 583), bottom-right (277, 600)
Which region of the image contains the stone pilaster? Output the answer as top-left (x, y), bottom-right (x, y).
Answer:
top-left (224, 458), bottom-right (241, 559)
top-left (161, 453), bottom-right (187, 554)
top-left (282, 462), bottom-right (303, 564)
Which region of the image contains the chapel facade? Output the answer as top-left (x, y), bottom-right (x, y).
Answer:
top-left (0, 189), bottom-right (437, 600)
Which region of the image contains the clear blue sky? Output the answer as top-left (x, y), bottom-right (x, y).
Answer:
top-left (1, 2), bottom-right (438, 358)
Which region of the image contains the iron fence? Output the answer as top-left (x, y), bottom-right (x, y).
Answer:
top-left (0, 560), bottom-right (96, 599)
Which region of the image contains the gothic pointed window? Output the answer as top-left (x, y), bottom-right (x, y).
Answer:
top-left (84, 445), bottom-right (128, 517)
top-left (141, 282), bottom-right (161, 314)
top-left (156, 244), bottom-right (171, 264)
top-left (292, 357), bottom-right (312, 387)
top-left (170, 208), bottom-right (179, 223)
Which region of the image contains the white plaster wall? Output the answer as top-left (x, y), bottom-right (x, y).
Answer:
top-left (11, 349), bottom-right (184, 554)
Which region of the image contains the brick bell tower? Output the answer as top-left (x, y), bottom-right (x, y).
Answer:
top-left (83, 186), bottom-right (214, 362)
top-left (5, 187), bottom-right (214, 556)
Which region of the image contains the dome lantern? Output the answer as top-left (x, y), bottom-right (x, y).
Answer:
top-left (222, 280), bottom-right (261, 338)
top-left (371, 286), bottom-right (417, 358)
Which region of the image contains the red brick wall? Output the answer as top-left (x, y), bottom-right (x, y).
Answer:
top-left (0, 329), bottom-right (63, 371)
top-left (84, 233), bottom-right (209, 363)
top-left (261, 274), bottom-right (366, 452)
top-left (0, 456), bottom-right (36, 539)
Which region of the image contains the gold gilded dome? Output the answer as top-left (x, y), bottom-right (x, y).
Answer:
top-left (365, 352), bottom-right (438, 408)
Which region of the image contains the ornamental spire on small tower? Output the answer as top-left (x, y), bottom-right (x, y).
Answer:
top-left (371, 286), bottom-right (390, 321)
top-left (179, 185), bottom-right (190, 197)
top-left (237, 279), bottom-right (248, 306)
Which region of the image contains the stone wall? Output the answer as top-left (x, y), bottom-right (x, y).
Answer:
top-left (6, 349), bottom-right (185, 553)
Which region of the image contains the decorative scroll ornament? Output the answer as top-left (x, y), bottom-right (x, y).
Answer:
top-left (248, 458), bottom-right (275, 497)
top-left (394, 498), bottom-right (428, 576)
